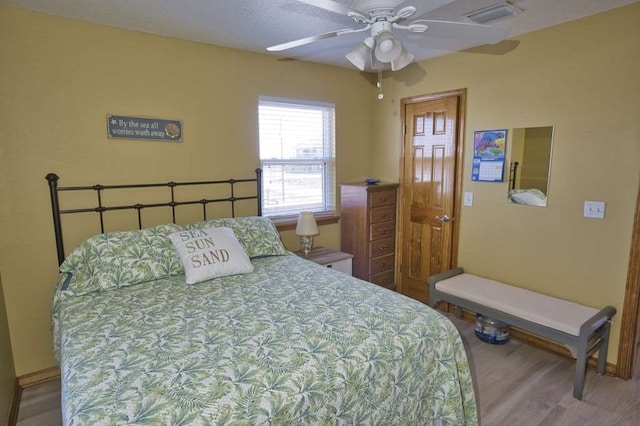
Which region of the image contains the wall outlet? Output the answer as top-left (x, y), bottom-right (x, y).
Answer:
top-left (584, 201), bottom-right (606, 219)
top-left (464, 192), bottom-right (474, 207)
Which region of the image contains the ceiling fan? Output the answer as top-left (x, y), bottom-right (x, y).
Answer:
top-left (267, 0), bottom-right (511, 72)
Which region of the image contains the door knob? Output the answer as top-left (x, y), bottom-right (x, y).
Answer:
top-left (436, 214), bottom-right (452, 222)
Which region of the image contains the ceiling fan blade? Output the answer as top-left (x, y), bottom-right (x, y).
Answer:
top-left (409, 20), bottom-right (509, 44)
top-left (267, 29), bottom-right (349, 52)
top-left (294, 0), bottom-right (368, 21)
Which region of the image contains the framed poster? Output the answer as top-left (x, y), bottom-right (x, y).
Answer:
top-left (471, 129), bottom-right (507, 182)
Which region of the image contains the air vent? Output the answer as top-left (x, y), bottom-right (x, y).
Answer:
top-left (466, 2), bottom-right (517, 24)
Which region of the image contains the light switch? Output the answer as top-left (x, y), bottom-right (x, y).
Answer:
top-left (464, 192), bottom-right (474, 207)
top-left (584, 201), bottom-right (606, 219)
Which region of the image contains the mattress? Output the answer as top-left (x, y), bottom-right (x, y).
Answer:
top-left (52, 253), bottom-right (477, 425)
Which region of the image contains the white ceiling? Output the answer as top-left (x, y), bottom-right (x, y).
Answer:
top-left (2, 0), bottom-right (637, 70)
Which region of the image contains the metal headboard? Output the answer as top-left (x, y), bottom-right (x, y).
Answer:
top-left (46, 169), bottom-right (263, 265)
top-left (509, 161), bottom-right (520, 190)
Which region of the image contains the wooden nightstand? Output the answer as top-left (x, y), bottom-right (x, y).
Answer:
top-left (294, 246), bottom-right (354, 275)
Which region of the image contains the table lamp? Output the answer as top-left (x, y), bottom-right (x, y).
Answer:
top-left (296, 212), bottom-right (319, 254)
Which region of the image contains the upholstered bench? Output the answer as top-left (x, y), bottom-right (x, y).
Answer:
top-left (428, 267), bottom-right (617, 400)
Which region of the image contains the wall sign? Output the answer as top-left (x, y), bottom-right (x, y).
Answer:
top-left (107, 115), bottom-right (182, 142)
top-left (471, 129), bottom-right (507, 182)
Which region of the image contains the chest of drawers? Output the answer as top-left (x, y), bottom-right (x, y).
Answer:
top-left (340, 182), bottom-right (399, 290)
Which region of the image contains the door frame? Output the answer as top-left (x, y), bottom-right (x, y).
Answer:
top-left (397, 88), bottom-right (466, 294)
top-left (616, 177), bottom-right (640, 379)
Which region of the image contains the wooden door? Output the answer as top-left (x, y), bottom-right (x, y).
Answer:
top-left (398, 93), bottom-right (461, 304)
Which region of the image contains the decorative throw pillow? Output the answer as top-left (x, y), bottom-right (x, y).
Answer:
top-left (169, 227), bottom-right (254, 284)
top-left (186, 216), bottom-right (288, 258)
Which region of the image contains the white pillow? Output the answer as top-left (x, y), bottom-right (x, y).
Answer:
top-left (509, 189), bottom-right (547, 206)
top-left (169, 227), bottom-right (254, 284)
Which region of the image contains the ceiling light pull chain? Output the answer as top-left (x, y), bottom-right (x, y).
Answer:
top-left (377, 69), bottom-right (384, 100)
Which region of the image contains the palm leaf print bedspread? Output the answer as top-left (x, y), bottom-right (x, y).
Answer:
top-left (53, 254), bottom-right (477, 425)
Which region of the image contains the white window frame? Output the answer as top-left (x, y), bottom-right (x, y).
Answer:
top-left (258, 97), bottom-right (336, 218)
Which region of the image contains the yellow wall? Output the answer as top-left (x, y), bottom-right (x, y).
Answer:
top-left (0, 7), bottom-right (374, 375)
top-left (371, 3), bottom-right (640, 363)
top-left (0, 274), bottom-right (16, 425)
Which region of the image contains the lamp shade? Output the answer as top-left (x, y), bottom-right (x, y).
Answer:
top-left (391, 48), bottom-right (414, 71)
top-left (345, 42), bottom-right (371, 71)
top-left (296, 212), bottom-right (319, 236)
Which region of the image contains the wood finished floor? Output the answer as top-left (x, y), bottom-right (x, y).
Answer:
top-left (15, 316), bottom-right (640, 425)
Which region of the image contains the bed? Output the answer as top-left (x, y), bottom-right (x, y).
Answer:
top-left (507, 162), bottom-right (548, 206)
top-left (47, 171), bottom-right (477, 425)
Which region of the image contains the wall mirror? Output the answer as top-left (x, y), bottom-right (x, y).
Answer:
top-left (507, 126), bottom-right (554, 207)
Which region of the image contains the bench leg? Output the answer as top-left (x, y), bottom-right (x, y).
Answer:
top-left (574, 320), bottom-right (612, 399)
top-left (597, 322), bottom-right (611, 375)
top-left (455, 306), bottom-right (462, 319)
top-left (574, 351), bottom-right (587, 400)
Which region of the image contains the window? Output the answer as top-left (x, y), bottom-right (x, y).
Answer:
top-left (258, 97), bottom-right (336, 218)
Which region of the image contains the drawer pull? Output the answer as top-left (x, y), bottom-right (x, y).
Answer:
top-left (379, 244), bottom-right (388, 251)
top-left (380, 213), bottom-right (388, 218)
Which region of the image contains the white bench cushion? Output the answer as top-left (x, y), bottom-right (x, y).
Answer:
top-left (436, 273), bottom-right (599, 336)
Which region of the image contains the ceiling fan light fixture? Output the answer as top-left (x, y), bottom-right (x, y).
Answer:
top-left (374, 31), bottom-right (402, 63)
top-left (378, 38), bottom-right (394, 53)
top-left (363, 36), bottom-right (375, 49)
top-left (391, 48), bottom-right (414, 71)
top-left (345, 42), bottom-right (371, 71)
